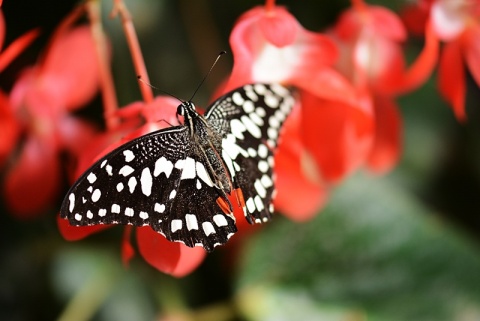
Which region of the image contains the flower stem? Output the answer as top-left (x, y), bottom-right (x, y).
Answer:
top-left (111, 0), bottom-right (154, 104)
top-left (86, 0), bottom-right (119, 130)
top-left (0, 27), bottom-right (40, 73)
top-left (38, 4), bottom-right (85, 74)
top-left (265, 0), bottom-right (276, 12)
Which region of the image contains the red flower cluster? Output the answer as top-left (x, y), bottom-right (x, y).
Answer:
top-left (0, 0), bottom-right (463, 277)
top-left (0, 9), bottom-right (100, 218)
top-left (402, 0), bottom-right (480, 121)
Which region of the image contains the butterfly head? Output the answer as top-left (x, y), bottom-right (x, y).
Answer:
top-left (177, 101), bottom-right (197, 116)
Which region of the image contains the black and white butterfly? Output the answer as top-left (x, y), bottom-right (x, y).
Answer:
top-left (60, 83), bottom-right (295, 252)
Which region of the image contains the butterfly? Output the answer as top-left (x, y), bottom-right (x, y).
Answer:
top-left (60, 83), bottom-right (295, 252)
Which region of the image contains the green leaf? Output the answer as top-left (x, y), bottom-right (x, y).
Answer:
top-left (236, 174), bottom-right (480, 321)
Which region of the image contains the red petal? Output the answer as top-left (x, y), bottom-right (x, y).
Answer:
top-left (463, 25), bottom-right (480, 88)
top-left (369, 6), bottom-right (407, 41)
top-left (56, 116), bottom-right (99, 158)
top-left (366, 95), bottom-right (402, 173)
top-left (301, 90), bottom-right (374, 183)
top-left (393, 20), bottom-right (439, 95)
top-left (335, 4), bottom-right (406, 41)
top-left (122, 226), bottom-right (135, 267)
top-left (3, 136), bottom-right (61, 218)
top-left (274, 107), bottom-right (329, 221)
top-left (225, 5), bottom-right (337, 93)
top-left (0, 24), bottom-right (40, 73)
top-left (40, 26), bottom-right (100, 111)
top-left (137, 227), bottom-right (206, 277)
top-left (258, 7), bottom-right (297, 47)
top-left (0, 10), bottom-right (4, 49)
top-left (57, 214), bottom-right (111, 240)
top-left (438, 40), bottom-right (466, 121)
top-left (0, 90), bottom-right (20, 168)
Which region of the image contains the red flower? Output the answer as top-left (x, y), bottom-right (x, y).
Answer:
top-left (223, 1), bottom-right (375, 220)
top-left (402, 0), bottom-right (479, 121)
top-left (58, 97), bottom-right (208, 277)
top-left (2, 26), bottom-right (100, 218)
top-left (330, 0), bottom-right (437, 173)
top-left (0, 10), bottom-right (39, 168)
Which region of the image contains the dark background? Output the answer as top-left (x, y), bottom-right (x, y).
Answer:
top-left (1, 1), bottom-right (480, 320)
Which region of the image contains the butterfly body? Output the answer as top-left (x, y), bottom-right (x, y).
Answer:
top-left (61, 84), bottom-right (295, 251)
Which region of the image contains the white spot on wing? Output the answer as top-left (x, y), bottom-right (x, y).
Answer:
top-left (175, 159), bottom-right (185, 169)
top-left (249, 112), bottom-right (264, 126)
top-left (140, 167), bottom-right (153, 196)
top-left (258, 144), bottom-right (268, 158)
top-left (186, 214), bottom-right (198, 231)
top-left (241, 115), bottom-right (261, 138)
top-left (128, 176), bottom-right (137, 193)
top-left (180, 157), bottom-right (196, 180)
top-left (100, 160), bottom-right (107, 168)
top-left (123, 149), bottom-right (135, 162)
top-left (254, 179), bottom-right (267, 198)
top-left (258, 160), bottom-right (269, 173)
top-left (222, 134), bottom-right (248, 160)
top-left (125, 207), bottom-right (134, 217)
top-left (69, 193), bottom-right (75, 213)
top-left (119, 165), bottom-right (134, 176)
top-left (139, 211), bottom-right (149, 220)
top-left (254, 195), bottom-right (265, 212)
top-left (196, 162), bottom-right (213, 187)
top-left (261, 174), bottom-right (273, 188)
top-left (87, 173), bottom-right (97, 184)
top-left (254, 84), bottom-right (267, 94)
top-left (116, 182), bottom-right (124, 192)
top-left (154, 156), bottom-right (173, 178)
top-left (202, 222), bottom-right (216, 236)
top-left (91, 189), bottom-right (101, 202)
top-left (230, 119), bottom-right (246, 140)
top-left (269, 116), bottom-right (280, 128)
top-left (256, 107), bottom-right (266, 117)
top-left (213, 214), bottom-right (228, 227)
top-left (112, 204), bottom-right (120, 214)
top-left (154, 203), bottom-right (165, 213)
top-left (242, 100), bottom-right (255, 113)
top-left (264, 94), bottom-right (279, 108)
top-left (270, 83), bottom-right (289, 97)
top-left (106, 165), bottom-right (113, 176)
top-left (169, 190), bottom-right (177, 199)
top-left (74, 213), bottom-right (82, 221)
top-left (232, 92), bottom-right (244, 105)
top-left (171, 219), bottom-right (182, 233)
top-left (222, 150), bottom-right (236, 178)
top-left (196, 179), bottom-right (201, 189)
top-left (98, 209), bottom-right (107, 217)
top-left (246, 198), bottom-right (256, 213)
top-left (86, 210), bottom-right (93, 219)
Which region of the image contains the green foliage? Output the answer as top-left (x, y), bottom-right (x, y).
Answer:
top-left (236, 174), bottom-right (480, 321)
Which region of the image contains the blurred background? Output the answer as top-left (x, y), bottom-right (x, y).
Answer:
top-left (1, 0), bottom-right (480, 320)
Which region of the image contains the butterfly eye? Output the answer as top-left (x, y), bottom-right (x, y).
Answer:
top-left (177, 105), bottom-right (185, 116)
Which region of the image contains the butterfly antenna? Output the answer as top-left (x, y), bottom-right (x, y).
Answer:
top-left (137, 76), bottom-right (184, 103)
top-left (188, 50), bottom-right (227, 102)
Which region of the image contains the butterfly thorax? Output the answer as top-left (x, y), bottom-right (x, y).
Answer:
top-left (179, 101), bottom-right (234, 209)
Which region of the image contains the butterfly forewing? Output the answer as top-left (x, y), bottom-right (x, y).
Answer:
top-left (206, 84), bottom-right (295, 224)
top-left (61, 126), bottom-right (236, 252)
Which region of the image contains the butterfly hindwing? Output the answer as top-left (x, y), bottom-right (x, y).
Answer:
top-left (205, 84), bottom-right (295, 224)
